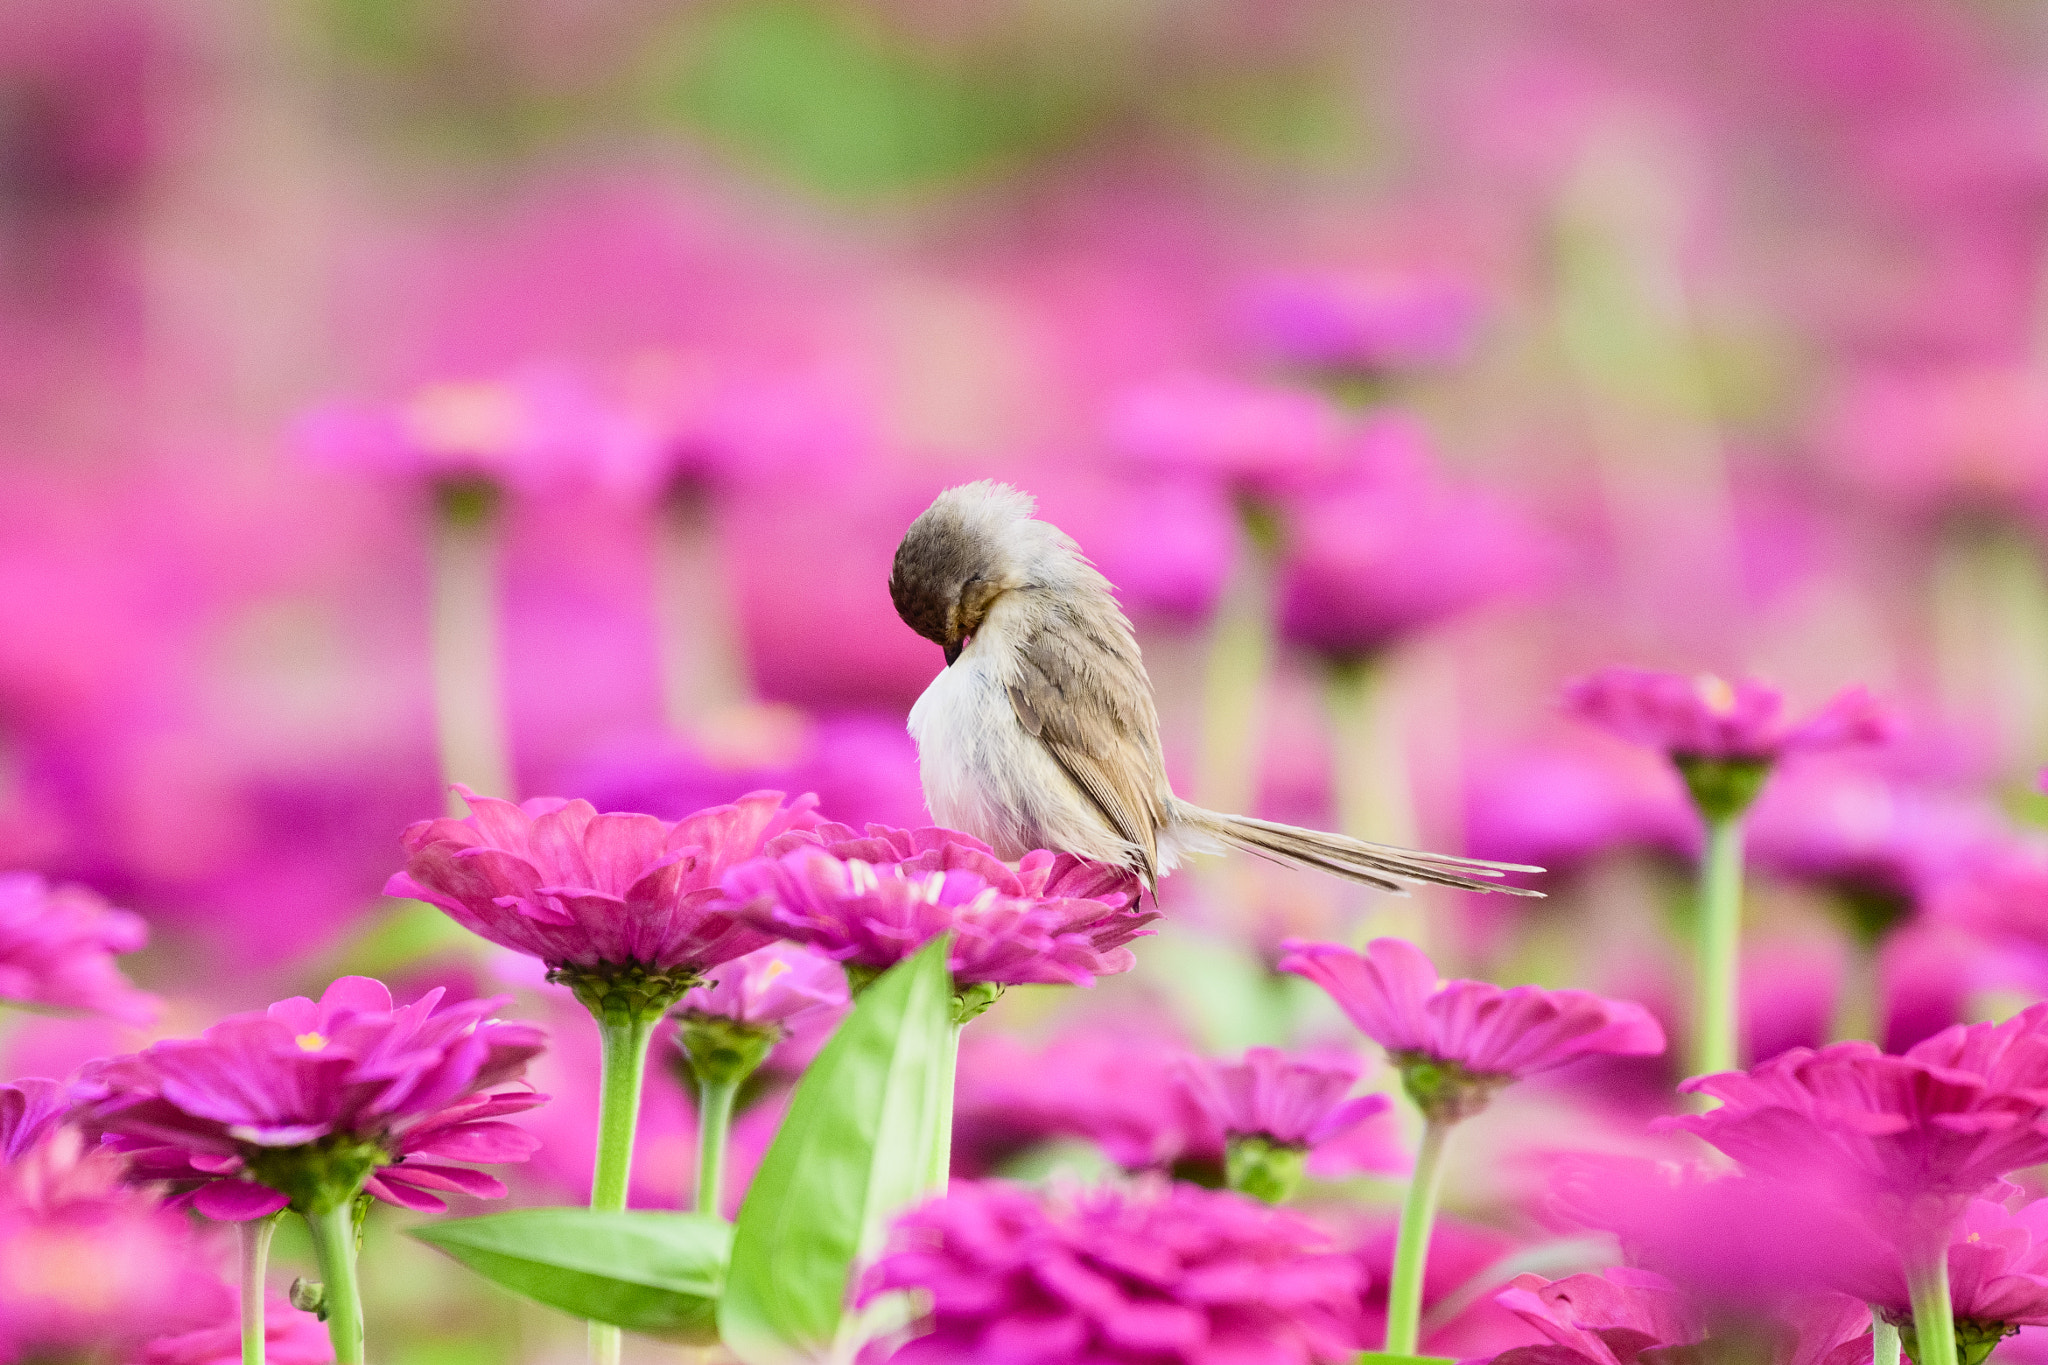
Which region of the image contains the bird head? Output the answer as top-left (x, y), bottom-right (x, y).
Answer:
top-left (890, 481), bottom-right (1057, 665)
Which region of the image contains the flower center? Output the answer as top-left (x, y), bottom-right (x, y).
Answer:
top-left (1694, 673), bottom-right (1738, 716)
top-left (295, 1032), bottom-right (328, 1052)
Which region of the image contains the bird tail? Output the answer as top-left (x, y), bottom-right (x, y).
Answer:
top-left (1172, 802), bottom-right (1544, 896)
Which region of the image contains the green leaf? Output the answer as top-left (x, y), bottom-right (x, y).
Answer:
top-left (1355, 1354), bottom-right (1458, 1365)
top-left (409, 1208), bottom-right (729, 1342)
top-left (718, 934), bottom-right (955, 1365)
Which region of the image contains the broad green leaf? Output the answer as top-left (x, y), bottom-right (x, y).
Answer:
top-left (409, 1208), bottom-right (729, 1341)
top-left (718, 934), bottom-right (954, 1365)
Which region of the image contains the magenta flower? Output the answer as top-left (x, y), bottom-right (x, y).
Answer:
top-left (1837, 1199), bottom-right (2048, 1340)
top-left (1, 1078), bottom-right (69, 1161)
top-left (1181, 1047), bottom-right (1392, 1204)
top-left (294, 363), bottom-right (656, 494)
top-left (0, 1130), bottom-right (218, 1362)
top-left (138, 1290), bottom-right (337, 1365)
top-left (1107, 373), bottom-right (1344, 501)
top-left (676, 940), bottom-right (849, 1033)
top-left (78, 975), bottom-right (546, 1219)
top-left (953, 1023), bottom-right (1224, 1175)
top-left (725, 823), bottom-right (1153, 994)
top-left (387, 786), bottom-right (820, 1017)
top-left (1488, 1269), bottom-right (1705, 1365)
top-left (1662, 1007), bottom-right (2048, 1248)
top-left (673, 941), bottom-right (847, 1077)
top-left (1236, 269), bottom-right (1482, 375)
top-left (1180, 1047), bottom-right (1389, 1151)
top-left (1278, 938), bottom-right (1665, 1119)
top-left (1565, 669), bottom-right (1892, 767)
top-left (860, 1177), bottom-right (1365, 1364)
top-left (1278, 416), bottom-right (1541, 660)
top-left (0, 871), bottom-right (156, 1024)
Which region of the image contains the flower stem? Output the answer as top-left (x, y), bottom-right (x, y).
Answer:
top-left (590, 1012), bottom-right (657, 1365)
top-left (1908, 1249), bottom-right (1960, 1365)
top-left (929, 1022), bottom-right (962, 1193)
top-left (1196, 521), bottom-right (1277, 817)
top-left (694, 1075), bottom-right (738, 1218)
top-left (1875, 1309), bottom-right (1901, 1365)
top-left (430, 480), bottom-right (514, 811)
top-left (1385, 1119), bottom-right (1453, 1356)
top-left (655, 484), bottom-right (750, 733)
top-left (1693, 814), bottom-right (1746, 1081)
top-left (242, 1213), bottom-right (280, 1365)
top-left (304, 1203), bottom-right (364, 1365)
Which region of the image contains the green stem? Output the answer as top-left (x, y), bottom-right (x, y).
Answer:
top-left (1385, 1119), bottom-right (1453, 1356)
top-left (1196, 525), bottom-right (1277, 816)
top-left (1692, 815), bottom-right (1746, 1081)
top-left (1875, 1309), bottom-right (1902, 1365)
top-left (654, 483), bottom-right (751, 732)
top-left (1908, 1249), bottom-right (1960, 1365)
top-left (590, 1013), bottom-right (657, 1365)
top-left (242, 1213), bottom-right (280, 1365)
top-left (430, 481), bottom-right (513, 811)
top-left (929, 1023), bottom-right (961, 1193)
top-left (694, 1075), bottom-right (739, 1218)
top-left (304, 1203), bottom-right (364, 1365)
top-left (1831, 934), bottom-right (1881, 1045)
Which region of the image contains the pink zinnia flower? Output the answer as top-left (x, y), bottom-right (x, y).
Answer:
top-left (387, 786), bottom-right (820, 1014)
top-left (294, 363), bottom-right (656, 494)
top-left (1236, 269), bottom-right (1482, 375)
top-left (1564, 669), bottom-right (1892, 767)
top-left (675, 940), bottom-right (849, 1033)
top-left (1180, 1047), bottom-right (1389, 1152)
top-left (1180, 1046), bottom-right (1393, 1203)
top-left (0, 871), bottom-right (156, 1024)
top-left (1836, 1198), bottom-right (2048, 1343)
top-left (673, 941), bottom-right (847, 1077)
top-left (78, 975), bottom-right (546, 1219)
top-left (1662, 1007), bottom-right (2048, 1251)
top-left (1279, 938), bottom-right (1665, 1119)
top-left (725, 824), bottom-right (1153, 992)
top-left (860, 1177), bottom-right (1365, 1364)
top-left (1, 1078), bottom-right (69, 1161)
top-left (953, 1023), bottom-right (1224, 1175)
top-left (138, 1291), bottom-right (336, 1365)
top-left (1488, 1268), bottom-right (1705, 1365)
top-left (0, 1129), bottom-right (218, 1362)
top-left (1107, 373), bottom-right (1344, 501)
top-left (1278, 416), bottom-right (1541, 661)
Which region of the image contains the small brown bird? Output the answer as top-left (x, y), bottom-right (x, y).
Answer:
top-left (889, 481), bottom-right (1541, 897)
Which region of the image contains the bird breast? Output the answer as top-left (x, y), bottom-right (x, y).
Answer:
top-left (905, 612), bottom-right (1137, 866)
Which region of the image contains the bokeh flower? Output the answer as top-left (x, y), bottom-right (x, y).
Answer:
top-left (1662, 1007), bottom-right (2048, 1259)
top-left (953, 1022), bottom-right (1225, 1176)
top-left (1236, 269), bottom-right (1482, 376)
top-left (1565, 670), bottom-right (1892, 819)
top-left (860, 1177), bottom-right (1365, 1364)
top-left (0, 1128), bottom-right (218, 1362)
top-left (1, 1077), bottom-right (70, 1160)
top-left (1107, 373), bottom-right (1343, 503)
top-left (1835, 1198), bottom-right (2048, 1364)
top-left (0, 870), bottom-right (156, 1023)
top-left (79, 975), bottom-right (546, 1219)
top-left (1488, 1268), bottom-right (1705, 1365)
top-left (387, 786), bottom-right (820, 1020)
top-left (1279, 937), bottom-right (1665, 1120)
top-left (138, 1290), bottom-right (337, 1365)
top-left (1180, 1046), bottom-right (1390, 1202)
top-left (1278, 416), bottom-right (1540, 661)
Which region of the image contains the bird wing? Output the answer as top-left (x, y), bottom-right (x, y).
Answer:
top-left (1007, 607), bottom-right (1170, 886)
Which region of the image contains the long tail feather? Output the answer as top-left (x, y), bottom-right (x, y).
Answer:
top-left (1175, 803), bottom-right (1545, 896)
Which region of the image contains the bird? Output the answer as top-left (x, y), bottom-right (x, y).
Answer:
top-left (888, 480), bottom-right (1541, 898)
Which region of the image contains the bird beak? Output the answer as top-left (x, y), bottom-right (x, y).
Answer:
top-left (943, 640), bottom-right (963, 667)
